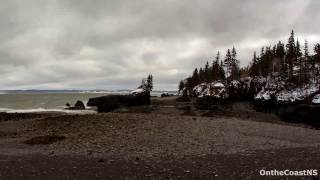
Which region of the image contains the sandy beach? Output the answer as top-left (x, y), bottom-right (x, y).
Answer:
top-left (0, 96), bottom-right (319, 179)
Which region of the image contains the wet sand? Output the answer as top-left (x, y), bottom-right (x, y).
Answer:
top-left (0, 96), bottom-right (319, 179)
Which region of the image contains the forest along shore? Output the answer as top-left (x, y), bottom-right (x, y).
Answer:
top-left (0, 96), bottom-right (320, 179)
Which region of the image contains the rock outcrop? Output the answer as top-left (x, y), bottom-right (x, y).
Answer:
top-left (74, 100), bottom-right (85, 110)
top-left (87, 90), bottom-right (150, 113)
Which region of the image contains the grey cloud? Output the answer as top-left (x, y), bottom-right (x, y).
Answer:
top-left (0, 0), bottom-right (319, 90)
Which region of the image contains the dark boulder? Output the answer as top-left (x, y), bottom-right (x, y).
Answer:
top-left (65, 100), bottom-right (85, 110)
top-left (87, 92), bottom-right (150, 113)
top-left (74, 100), bottom-right (85, 110)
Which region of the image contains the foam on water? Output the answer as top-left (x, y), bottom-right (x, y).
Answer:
top-left (0, 107), bottom-right (97, 114)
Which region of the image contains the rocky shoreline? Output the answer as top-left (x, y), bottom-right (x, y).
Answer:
top-left (0, 96), bottom-right (319, 179)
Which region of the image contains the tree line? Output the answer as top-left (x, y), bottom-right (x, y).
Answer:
top-left (179, 30), bottom-right (320, 93)
top-left (179, 47), bottom-right (242, 94)
top-left (249, 30), bottom-right (320, 85)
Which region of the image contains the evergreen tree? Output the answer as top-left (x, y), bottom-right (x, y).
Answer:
top-left (212, 51), bottom-right (220, 80)
top-left (314, 43), bottom-right (320, 64)
top-left (276, 41), bottom-right (286, 74)
top-left (286, 30), bottom-right (297, 77)
top-left (301, 40), bottom-right (310, 83)
top-left (178, 80), bottom-right (185, 92)
top-left (199, 68), bottom-right (205, 83)
top-left (231, 46), bottom-right (237, 61)
top-left (276, 41), bottom-right (286, 58)
top-left (304, 40), bottom-right (309, 65)
top-left (219, 59), bottom-right (225, 80)
top-left (139, 74), bottom-right (153, 92)
top-left (250, 51), bottom-right (258, 76)
top-left (231, 47), bottom-right (240, 80)
top-left (296, 40), bottom-right (303, 86)
top-left (296, 40), bottom-right (302, 59)
top-left (192, 68), bottom-right (200, 86)
top-left (185, 77), bottom-right (193, 96)
top-left (296, 40), bottom-right (303, 80)
top-left (204, 61), bottom-right (211, 82)
top-left (224, 49), bottom-right (233, 80)
top-left (146, 74), bottom-right (153, 91)
top-left (261, 47), bottom-right (265, 57)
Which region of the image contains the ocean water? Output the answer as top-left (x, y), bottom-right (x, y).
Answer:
top-left (0, 90), bottom-right (176, 113)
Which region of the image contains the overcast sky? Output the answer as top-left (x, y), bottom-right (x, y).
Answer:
top-left (1, 0), bottom-right (320, 90)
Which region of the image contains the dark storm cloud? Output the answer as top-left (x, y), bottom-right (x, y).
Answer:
top-left (0, 0), bottom-right (319, 90)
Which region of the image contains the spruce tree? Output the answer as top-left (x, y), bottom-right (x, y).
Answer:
top-left (231, 47), bottom-right (240, 80)
top-left (250, 51), bottom-right (258, 76)
top-left (301, 40), bottom-right (310, 82)
top-left (204, 61), bottom-right (210, 82)
top-left (192, 68), bottom-right (200, 86)
top-left (276, 41), bottom-right (286, 75)
top-left (146, 74), bottom-right (153, 92)
top-left (178, 80), bottom-right (185, 92)
top-left (304, 40), bottom-right (309, 66)
top-left (296, 40), bottom-right (302, 59)
top-left (224, 49), bottom-right (232, 80)
top-left (219, 60), bottom-right (225, 80)
top-left (199, 68), bottom-right (205, 83)
top-left (212, 51), bottom-right (220, 80)
top-left (314, 43), bottom-right (320, 64)
top-left (286, 30), bottom-right (297, 77)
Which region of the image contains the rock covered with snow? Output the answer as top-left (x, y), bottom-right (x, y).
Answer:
top-left (254, 88), bottom-right (273, 101)
top-left (276, 84), bottom-right (318, 104)
top-left (254, 75), bottom-right (285, 102)
top-left (192, 82), bottom-right (228, 99)
top-left (230, 80), bottom-right (241, 88)
top-left (227, 80), bottom-right (243, 99)
top-left (254, 74), bottom-right (320, 104)
top-left (312, 94), bottom-right (320, 104)
top-left (130, 88), bottom-right (145, 95)
top-left (249, 77), bottom-right (267, 94)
